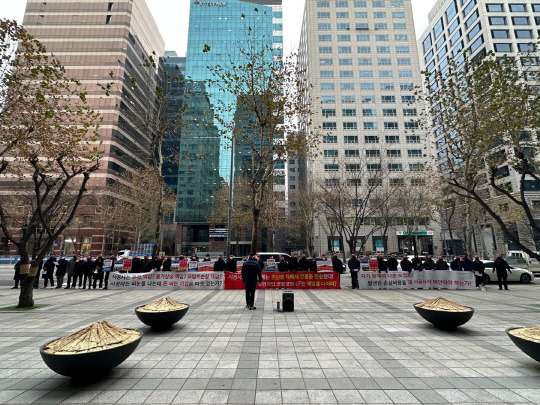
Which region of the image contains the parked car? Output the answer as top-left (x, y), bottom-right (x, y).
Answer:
top-left (482, 260), bottom-right (534, 283)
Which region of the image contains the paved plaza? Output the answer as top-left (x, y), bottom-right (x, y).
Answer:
top-left (1, 272), bottom-right (540, 404)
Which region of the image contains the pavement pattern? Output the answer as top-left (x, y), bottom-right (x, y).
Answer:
top-left (1, 273), bottom-right (540, 404)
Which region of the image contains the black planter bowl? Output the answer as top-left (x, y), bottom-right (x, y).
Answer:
top-left (40, 329), bottom-right (142, 378)
top-left (507, 327), bottom-right (540, 362)
top-left (414, 303), bottom-right (474, 329)
top-left (135, 304), bottom-right (189, 330)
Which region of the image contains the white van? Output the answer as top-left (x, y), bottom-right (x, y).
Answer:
top-left (117, 250), bottom-right (131, 258)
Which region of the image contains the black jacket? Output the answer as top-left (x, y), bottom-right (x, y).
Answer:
top-left (278, 260), bottom-right (289, 272)
top-left (299, 257), bottom-right (310, 271)
top-left (423, 258), bottom-right (435, 270)
top-left (450, 258), bottom-right (462, 271)
top-left (473, 260), bottom-right (485, 274)
top-left (411, 257), bottom-right (422, 271)
top-left (435, 259), bottom-right (449, 270)
top-left (462, 258), bottom-right (474, 271)
top-left (332, 257), bottom-right (343, 273)
top-left (377, 257), bottom-right (387, 272)
top-left (43, 258), bottom-right (56, 275)
top-left (386, 257), bottom-right (398, 271)
top-left (214, 258), bottom-right (226, 272)
top-left (142, 258), bottom-right (151, 272)
top-left (56, 258), bottom-right (68, 277)
top-left (288, 257), bottom-right (299, 271)
top-left (74, 259), bottom-right (85, 274)
top-left (309, 259), bottom-right (317, 272)
top-left (132, 257), bottom-right (143, 273)
top-left (226, 258), bottom-right (237, 272)
top-left (347, 257), bottom-right (360, 272)
top-left (494, 258), bottom-right (511, 276)
top-left (400, 258), bottom-right (412, 273)
top-left (162, 258), bottom-right (172, 271)
top-left (83, 259), bottom-right (96, 275)
top-left (242, 259), bottom-right (262, 284)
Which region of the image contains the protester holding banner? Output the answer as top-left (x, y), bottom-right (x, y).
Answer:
top-left (298, 254), bottom-right (309, 271)
top-left (55, 255), bottom-right (68, 288)
top-left (411, 255), bottom-right (422, 271)
top-left (400, 255), bottom-right (412, 273)
top-left (162, 256), bottom-right (172, 271)
top-left (278, 257), bottom-right (289, 272)
top-left (214, 255), bottom-right (226, 271)
top-left (348, 254), bottom-right (360, 289)
top-left (82, 256), bottom-right (96, 289)
top-left (309, 256), bottom-right (318, 272)
top-left (377, 254), bottom-right (387, 273)
top-left (226, 255), bottom-right (237, 272)
top-left (102, 255), bottom-right (115, 290)
top-left (65, 256), bottom-right (77, 289)
top-left (435, 255), bottom-right (449, 270)
top-left (92, 254), bottom-right (104, 289)
top-left (242, 253), bottom-right (262, 310)
top-left (423, 255), bottom-right (436, 270)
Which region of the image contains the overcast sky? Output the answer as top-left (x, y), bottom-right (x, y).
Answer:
top-left (0, 0), bottom-right (438, 55)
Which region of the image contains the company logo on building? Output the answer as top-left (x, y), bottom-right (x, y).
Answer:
top-left (194, 1), bottom-right (227, 6)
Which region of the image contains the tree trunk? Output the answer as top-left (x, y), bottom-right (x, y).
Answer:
top-left (250, 207), bottom-right (261, 253)
top-left (154, 176), bottom-right (164, 256)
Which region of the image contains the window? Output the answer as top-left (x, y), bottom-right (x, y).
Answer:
top-left (489, 16), bottom-right (506, 25)
top-left (355, 0), bottom-right (367, 5)
top-left (361, 83), bottom-right (375, 90)
top-left (358, 46), bottom-right (371, 53)
top-left (364, 122), bottom-right (378, 129)
top-left (399, 70), bottom-right (413, 77)
top-left (347, 179), bottom-right (362, 187)
top-left (339, 58), bottom-right (353, 65)
top-left (391, 0), bottom-right (403, 6)
top-left (397, 58), bottom-right (411, 65)
top-left (380, 83), bottom-right (394, 90)
top-left (423, 34), bottom-right (432, 53)
top-left (336, 0), bottom-right (349, 6)
top-left (533, 4), bottom-right (540, 11)
top-left (425, 50), bottom-right (434, 64)
top-left (325, 178), bottom-right (339, 186)
top-left (318, 12), bottom-right (331, 18)
top-left (359, 70), bottom-right (373, 77)
top-left (344, 135), bottom-right (359, 143)
top-left (376, 34), bottom-right (389, 41)
top-left (336, 12), bottom-right (350, 18)
top-left (343, 108), bottom-right (357, 116)
top-left (466, 10), bottom-right (479, 29)
top-left (449, 17), bottom-right (460, 34)
top-left (368, 178), bottom-right (383, 186)
top-left (324, 149), bottom-right (338, 157)
top-left (357, 34), bottom-right (370, 41)
top-left (406, 135), bottom-right (420, 143)
top-left (325, 164), bottom-right (339, 171)
top-left (356, 11), bottom-right (368, 18)
top-left (373, 0), bottom-right (385, 6)
top-left (366, 150), bottom-right (381, 158)
top-left (512, 17), bottom-right (529, 25)
top-left (319, 47), bottom-right (333, 53)
top-left (346, 164), bottom-right (361, 171)
top-left (341, 70), bottom-right (354, 77)
top-left (356, 23), bottom-right (369, 30)
top-left (105, 15), bottom-right (112, 24)
top-left (494, 43), bottom-right (512, 52)
top-left (384, 122), bottom-right (398, 130)
top-left (486, 4), bottom-right (504, 12)
top-left (434, 18), bottom-right (444, 38)
top-left (339, 46), bottom-right (352, 53)
top-left (320, 58), bottom-right (333, 66)
top-left (365, 135), bottom-right (380, 143)
top-left (379, 70), bottom-right (393, 78)
top-left (390, 178), bottom-right (405, 186)
top-left (491, 29), bottom-right (509, 38)
top-left (359, 58), bottom-right (372, 65)
top-left (343, 122), bottom-right (358, 130)
top-left (321, 83), bottom-right (335, 90)
top-left (374, 12), bottom-right (387, 18)
top-left (392, 12), bottom-right (405, 18)
top-left (362, 95), bottom-right (375, 103)
top-left (387, 150), bottom-right (402, 157)
top-left (345, 150), bottom-right (360, 157)
top-left (409, 163), bottom-right (424, 171)
top-left (341, 83), bottom-right (354, 90)
top-left (394, 23), bottom-right (406, 29)
top-left (396, 46), bottom-right (409, 53)
top-left (408, 149), bottom-right (422, 157)
top-left (374, 23), bottom-right (388, 30)
top-left (382, 95), bottom-right (395, 103)
top-left (388, 164), bottom-right (403, 171)
top-left (318, 1), bottom-right (330, 6)
top-left (509, 4), bottom-right (527, 12)
top-left (363, 109), bottom-right (376, 116)
top-left (377, 46), bottom-right (391, 53)
top-left (468, 23), bottom-right (482, 40)
top-left (404, 122), bottom-right (419, 129)
top-left (367, 163), bottom-right (381, 171)
top-left (323, 122), bottom-right (337, 130)
top-left (385, 135), bottom-right (400, 143)
top-left (435, 35), bottom-right (446, 50)
top-left (322, 96), bottom-right (335, 103)
top-left (324, 135), bottom-right (337, 143)
top-left (342, 95), bottom-right (356, 103)
top-left (379, 58), bottom-right (392, 66)
top-left (401, 95), bottom-right (415, 102)
top-left (319, 23), bottom-right (331, 30)
top-left (515, 29), bottom-right (532, 38)
top-left (320, 70), bottom-right (334, 78)
top-left (337, 23), bottom-right (351, 30)
top-left (446, 1), bottom-right (457, 22)
top-left (400, 83), bottom-right (413, 90)
top-left (383, 108), bottom-right (397, 116)
top-left (319, 35), bottom-right (332, 41)
top-left (518, 43), bottom-right (535, 52)
top-left (338, 34), bottom-right (351, 41)
top-left (322, 108), bottom-right (336, 117)
top-left (395, 34), bottom-right (408, 41)
top-left (464, 0), bottom-right (477, 16)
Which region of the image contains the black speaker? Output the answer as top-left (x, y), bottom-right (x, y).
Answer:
top-left (282, 291), bottom-right (294, 312)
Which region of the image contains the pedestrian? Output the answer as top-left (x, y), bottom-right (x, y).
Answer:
top-left (214, 255), bottom-right (226, 271)
top-left (72, 255), bottom-right (85, 288)
top-left (162, 256), bottom-right (172, 271)
top-left (411, 254), bottom-right (422, 271)
top-left (450, 255), bottom-right (462, 271)
top-left (82, 256), bottom-right (95, 289)
top-left (435, 255), bottom-right (449, 270)
top-left (288, 254), bottom-right (299, 271)
top-left (65, 255), bottom-right (77, 289)
top-left (92, 254), bottom-right (104, 289)
top-left (278, 256), bottom-right (289, 272)
top-left (309, 255), bottom-right (318, 272)
top-left (131, 256), bottom-right (142, 273)
top-left (203, 254), bottom-right (212, 262)
top-left (493, 253), bottom-right (512, 290)
top-left (149, 255), bottom-right (163, 271)
top-left (348, 254), bottom-right (360, 289)
top-left (141, 255), bottom-right (151, 272)
top-left (400, 254), bottom-right (412, 273)
top-left (241, 253), bottom-right (262, 310)
top-left (298, 254), bottom-right (310, 271)
top-left (55, 254), bottom-right (68, 288)
top-left (226, 255), bottom-right (237, 272)
top-left (473, 255), bottom-right (486, 291)
top-left (377, 254), bottom-right (387, 273)
top-left (103, 255), bottom-right (115, 289)
top-left (386, 254), bottom-right (398, 271)
top-left (43, 255), bottom-right (56, 288)
top-left (423, 255), bottom-right (436, 270)
top-left (12, 260), bottom-right (20, 289)
top-left (461, 254), bottom-right (474, 272)
top-left (332, 254), bottom-right (343, 288)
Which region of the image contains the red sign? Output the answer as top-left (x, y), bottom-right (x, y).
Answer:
top-left (123, 259), bottom-right (132, 272)
top-left (224, 271), bottom-right (340, 290)
top-left (369, 259), bottom-right (379, 271)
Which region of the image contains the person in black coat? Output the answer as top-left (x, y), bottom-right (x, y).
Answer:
top-left (332, 254), bottom-right (343, 273)
top-left (423, 255), bottom-right (435, 270)
top-left (43, 255), bottom-right (56, 288)
top-left (226, 255), bottom-right (237, 272)
top-left (386, 254), bottom-right (398, 271)
top-left (473, 255), bottom-right (486, 290)
top-left (12, 261), bottom-right (20, 289)
top-left (348, 254), bottom-right (360, 289)
top-left (377, 254), bottom-right (387, 273)
top-left (309, 256), bottom-right (318, 272)
top-left (141, 255), bottom-right (152, 272)
top-left (103, 255), bottom-right (115, 289)
top-left (92, 254), bottom-right (105, 289)
top-left (461, 254), bottom-right (474, 272)
top-left (278, 257), bottom-right (289, 272)
top-left (298, 254), bottom-right (310, 271)
top-left (131, 257), bottom-right (143, 273)
top-left (400, 255), bottom-right (412, 273)
top-left (55, 255), bottom-right (68, 288)
top-left (82, 256), bottom-right (96, 289)
top-left (72, 256), bottom-right (85, 288)
top-left (203, 254), bottom-right (212, 262)
top-left (288, 254), bottom-right (299, 271)
top-left (434, 255), bottom-right (449, 270)
top-left (214, 255), bottom-right (227, 271)
top-left (162, 256), bottom-right (172, 271)
top-left (493, 254), bottom-right (512, 290)
top-left (242, 253), bottom-right (262, 310)
top-left (411, 254), bottom-right (422, 271)
top-left (450, 256), bottom-right (462, 271)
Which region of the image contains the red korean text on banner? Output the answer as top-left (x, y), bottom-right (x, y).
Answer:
top-left (224, 271), bottom-right (340, 290)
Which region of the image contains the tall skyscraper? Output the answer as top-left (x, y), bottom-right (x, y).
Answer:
top-left (176, 0), bottom-right (283, 255)
top-left (299, 0), bottom-right (438, 255)
top-left (419, 0), bottom-right (540, 254)
top-left (19, 0), bottom-right (164, 254)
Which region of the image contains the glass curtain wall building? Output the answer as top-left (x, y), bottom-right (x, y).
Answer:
top-left (176, 0), bottom-right (283, 255)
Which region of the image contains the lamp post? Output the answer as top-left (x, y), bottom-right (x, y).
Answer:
top-left (226, 136), bottom-right (235, 259)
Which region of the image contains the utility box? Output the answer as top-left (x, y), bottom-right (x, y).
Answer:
top-left (282, 291), bottom-right (294, 312)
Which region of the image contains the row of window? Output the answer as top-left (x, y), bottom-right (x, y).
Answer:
top-left (489, 16), bottom-right (538, 25)
top-left (321, 57), bottom-right (412, 65)
top-left (323, 135), bottom-right (421, 143)
top-left (324, 178), bottom-right (425, 187)
top-left (322, 108), bottom-right (417, 116)
top-left (320, 46), bottom-right (410, 53)
top-left (322, 83), bottom-right (415, 91)
top-left (317, 1), bottom-right (404, 7)
top-left (317, 22), bottom-right (406, 30)
top-left (323, 149), bottom-right (423, 157)
top-left (321, 95), bottom-right (416, 103)
top-left (318, 34), bottom-right (408, 42)
top-left (321, 69), bottom-right (413, 77)
top-left (486, 3), bottom-right (540, 13)
top-left (317, 11), bottom-right (405, 18)
top-left (325, 163), bottom-right (421, 172)
top-left (323, 122), bottom-right (418, 130)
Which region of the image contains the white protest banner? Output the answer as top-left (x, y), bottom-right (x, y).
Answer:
top-left (316, 260), bottom-right (333, 272)
top-left (359, 270), bottom-right (475, 290)
top-left (108, 271), bottom-right (224, 290)
top-left (266, 259), bottom-right (276, 271)
top-left (103, 259), bottom-right (113, 272)
top-left (197, 261), bottom-right (214, 272)
top-left (188, 261), bottom-right (198, 271)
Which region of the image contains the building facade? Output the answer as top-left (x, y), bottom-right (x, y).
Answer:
top-left (299, 0), bottom-right (439, 256)
top-left (419, 0), bottom-right (540, 256)
top-left (176, 0), bottom-right (283, 256)
top-left (12, 0), bottom-right (164, 255)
